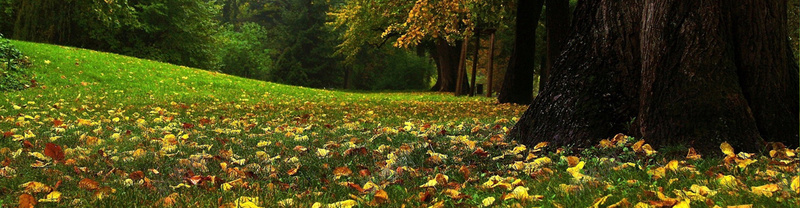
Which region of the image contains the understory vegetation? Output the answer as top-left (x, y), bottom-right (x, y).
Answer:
top-left (1, 41), bottom-right (798, 208)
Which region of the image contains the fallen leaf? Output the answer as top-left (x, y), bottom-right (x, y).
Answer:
top-left (720, 142), bottom-right (735, 156)
top-left (590, 194), bottom-right (611, 208)
top-left (20, 181), bottom-right (52, 193)
top-left (750, 184), bottom-right (780, 197)
top-left (44, 143), bottom-right (65, 162)
top-left (791, 176), bottom-right (799, 194)
top-left (686, 148), bottom-right (701, 160)
top-left (333, 167), bottom-right (352, 176)
top-left (79, 178), bottom-right (100, 191)
top-left (482, 197), bottom-right (495, 207)
top-left (235, 196), bottom-right (262, 208)
top-left (374, 189), bottom-right (389, 203)
top-left (18, 193), bottom-right (36, 208)
top-left (38, 191), bottom-right (61, 203)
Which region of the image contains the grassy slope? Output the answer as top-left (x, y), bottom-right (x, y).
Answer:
top-left (0, 41), bottom-right (798, 207)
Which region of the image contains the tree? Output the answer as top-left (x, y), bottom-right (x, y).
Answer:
top-left (509, 0), bottom-right (798, 154)
top-left (330, 0), bottom-right (513, 93)
top-left (268, 0), bottom-right (343, 88)
top-left (496, 0), bottom-right (544, 104)
top-left (542, 0), bottom-right (570, 87)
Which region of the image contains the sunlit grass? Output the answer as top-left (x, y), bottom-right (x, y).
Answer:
top-left (0, 41), bottom-right (798, 207)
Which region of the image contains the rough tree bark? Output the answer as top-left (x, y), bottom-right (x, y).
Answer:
top-left (543, 0), bottom-right (570, 88)
top-left (726, 0), bottom-right (800, 147)
top-left (638, 0), bottom-right (762, 152)
top-left (497, 0), bottom-right (545, 104)
top-left (510, 0), bottom-right (798, 154)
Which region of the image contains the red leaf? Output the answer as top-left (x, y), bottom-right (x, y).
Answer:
top-left (182, 123), bottom-right (195, 129)
top-left (53, 119), bottom-right (63, 127)
top-left (22, 140), bottom-right (33, 148)
top-left (2, 131), bottom-right (13, 138)
top-left (129, 171), bottom-right (144, 181)
top-left (44, 143), bottom-right (65, 162)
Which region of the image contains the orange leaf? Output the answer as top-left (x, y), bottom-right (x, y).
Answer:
top-left (44, 143), bottom-right (65, 162)
top-left (333, 167), bottom-right (353, 176)
top-left (78, 178), bottom-right (100, 191)
top-left (287, 167), bottom-right (299, 176)
top-left (565, 156), bottom-right (580, 167)
top-left (18, 193), bottom-right (37, 208)
top-left (374, 189), bottom-right (389, 203)
top-left (686, 148), bottom-right (701, 160)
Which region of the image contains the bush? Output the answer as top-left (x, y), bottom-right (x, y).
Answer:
top-left (350, 47), bottom-right (435, 91)
top-left (214, 23), bottom-right (272, 80)
top-left (0, 34), bottom-right (31, 91)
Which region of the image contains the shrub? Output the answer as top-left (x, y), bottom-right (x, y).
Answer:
top-left (0, 34), bottom-right (31, 91)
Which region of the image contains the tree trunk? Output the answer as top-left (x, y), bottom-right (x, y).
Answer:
top-left (431, 39), bottom-right (468, 92)
top-left (543, 0), bottom-right (570, 88)
top-left (637, 0), bottom-right (762, 153)
top-left (509, 0), bottom-right (642, 148)
top-left (726, 0), bottom-right (800, 147)
top-left (511, 0), bottom-right (797, 154)
top-left (497, 0), bottom-right (545, 104)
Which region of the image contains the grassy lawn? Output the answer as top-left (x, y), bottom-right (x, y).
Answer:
top-left (1, 41), bottom-right (798, 207)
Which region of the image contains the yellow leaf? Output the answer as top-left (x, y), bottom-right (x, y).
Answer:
top-left (326, 199), bottom-right (357, 208)
top-left (504, 186), bottom-right (542, 201)
top-left (20, 181), bottom-right (52, 193)
top-left (277, 198), bottom-right (294, 207)
top-left (791, 176), bottom-right (800, 194)
top-left (673, 200), bottom-right (690, 208)
top-left (665, 160), bottom-right (680, 172)
top-left (633, 202), bottom-right (653, 208)
top-left (727, 205), bottom-right (753, 208)
top-left (317, 148), bottom-right (330, 157)
top-left (642, 144), bottom-right (657, 156)
top-left (221, 182), bottom-right (233, 191)
top-left (690, 184), bottom-right (717, 196)
top-left (632, 140), bottom-right (646, 153)
top-left (717, 175), bottom-right (740, 189)
top-left (482, 197), bottom-right (495, 207)
top-left (590, 194), bottom-right (612, 208)
top-left (428, 201), bottom-right (445, 208)
top-left (38, 191), bottom-right (61, 203)
top-left (686, 148), bottom-right (702, 160)
top-left (419, 178), bottom-right (438, 188)
top-left (533, 142), bottom-right (548, 150)
top-left (235, 196), bottom-right (261, 208)
top-left (720, 142), bottom-right (735, 156)
top-left (607, 198), bottom-right (630, 208)
top-left (750, 184), bottom-right (780, 197)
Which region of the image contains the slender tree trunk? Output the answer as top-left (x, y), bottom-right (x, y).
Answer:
top-left (509, 0), bottom-right (643, 148)
top-left (726, 0), bottom-right (800, 147)
top-left (543, 0), bottom-right (570, 88)
top-left (497, 0), bottom-right (545, 104)
top-left (637, 0), bottom-right (762, 152)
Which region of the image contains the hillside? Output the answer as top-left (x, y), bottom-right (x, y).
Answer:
top-left (1, 41), bottom-right (797, 207)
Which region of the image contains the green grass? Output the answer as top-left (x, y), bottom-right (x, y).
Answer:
top-left (1, 41), bottom-right (798, 207)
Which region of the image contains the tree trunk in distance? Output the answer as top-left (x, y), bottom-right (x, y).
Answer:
top-left (456, 37), bottom-right (470, 96)
top-left (509, 0), bottom-right (643, 149)
top-left (487, 32), bottom-right (496, 97)
top-left (431, 39), bottom-right (463, 92)
top-left (637, 0), bottom-right (762, 153)
top-left (543, 0), bottom-right (570, 89)
top-left (469, 31), bottom-right (481, 97)
top-left (726, 0), bottom-right (799, 147)
top-left (497, 0), bottom-right (545, 104)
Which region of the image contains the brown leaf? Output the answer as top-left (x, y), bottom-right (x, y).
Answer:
top-left (129, 171), bottom-right (145, 181)
top-left (53, 119), bottom-right (63, 127)
top-left (287, 167), bottom-right (299, 176)
top-left (22, 140), bottom-right (33, 148)
top-left (686, 148), bottom-right (701, 160)
top-left (18, 193), bottom-right (37, 208)
top-left (78, 178), bottom-right (100, 191)
top-left (44, 143), bottom-right (65, 162)
top-left (359, 169), bottom-right (371, 177)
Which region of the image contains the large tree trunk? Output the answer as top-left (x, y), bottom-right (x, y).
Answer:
top-left (637, 0), bottom-right (762, 153)
top-left (497, 0), bottom-right (545, 104)
top-left (511, 0), bottom-right (797, 154)
top-left (726, 0), bottom-right (800, 147)
top-left (543, 0), bottom-right (570, 88)
top-left (509, 0), bottom-right (642, 148)
top-left (431, 39), bottom-right (468, 92)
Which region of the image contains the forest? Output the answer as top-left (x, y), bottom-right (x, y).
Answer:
top-left (1, 0), bottom-right (799, 207)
